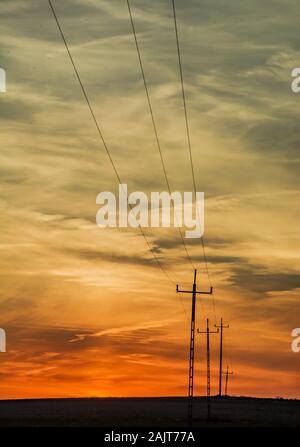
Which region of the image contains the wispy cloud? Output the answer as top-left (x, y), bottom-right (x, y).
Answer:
top-left (0, 0), bottom-right (299, 398)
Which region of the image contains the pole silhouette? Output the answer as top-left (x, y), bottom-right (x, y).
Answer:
top-left (215, 318), bottom-right (229, 396)
top-left (223, 366), bottom-right (234, 396)
top-left (176, 269), bottom-right (212, 425)
top-left (197, 318), bottom-right (218, 419)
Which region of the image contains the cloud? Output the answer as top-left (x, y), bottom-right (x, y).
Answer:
top-left (66, 247), bottom-right (165, 267)
top-left (1, 0), bottom-right (300, 399)
top-left (230, 264), bottom-right (300, 294)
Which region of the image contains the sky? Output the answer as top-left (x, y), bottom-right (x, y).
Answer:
top-left (0, 0), bottom-right (299, 399)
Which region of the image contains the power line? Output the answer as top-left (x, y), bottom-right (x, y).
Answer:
top-left (126, 0), bottom-right (196, 272)
top-left (48, 0), bottom-right (174, 285)
top-left (48, 0), bottom-right (190, 324)
top-left (171, 0), bottom-right (218, 324)
top-left (171, 0), bottom-right (211, 280)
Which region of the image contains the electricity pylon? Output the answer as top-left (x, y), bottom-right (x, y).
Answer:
top-left (223, 365), bottom-right (234, 396)
top-left (215, 318), bottom-right (229, 397)
top-left (197, 318), bottom-right (219, 420)
top-left (176, 269), bottom-right (213, 425)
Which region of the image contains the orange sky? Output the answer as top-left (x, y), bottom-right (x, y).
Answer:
top-left (0, 0), bottom-right (300, 399)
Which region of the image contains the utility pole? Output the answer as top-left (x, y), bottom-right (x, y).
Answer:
top-left (197, 318), bottom-right (219, 420)
top-left (176, 269), bottom-right (213, 425)
top-left (223, 365), bottom-right (234, 396)
top-left (215, 318), bottom-right (229, 397)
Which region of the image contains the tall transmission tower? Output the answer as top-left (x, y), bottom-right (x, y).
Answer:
top-left (197, 318), bottom-right (219, 420)
top-left (215, 318), bottom-right (229, 397)
top-left (223, 366), bottom-right (234, 396)
top-left (176, 269), bottom-right (213, 425)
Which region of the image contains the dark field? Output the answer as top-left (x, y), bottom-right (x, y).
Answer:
top-left (0, 396), bottom-right (299, 427)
